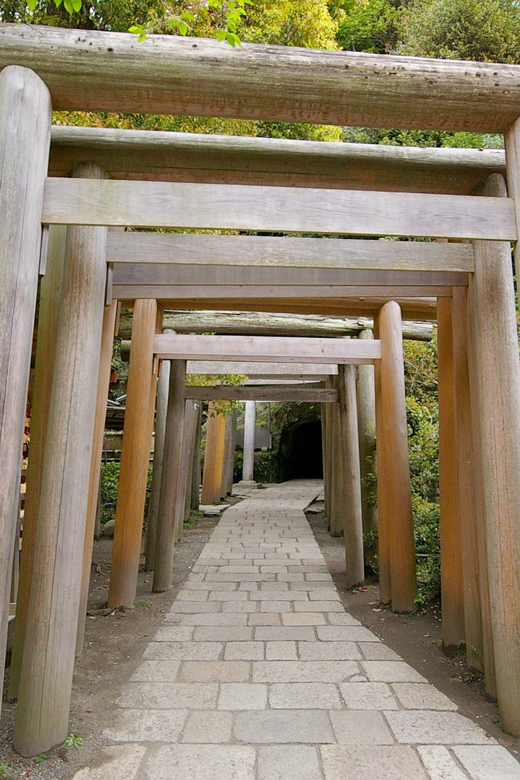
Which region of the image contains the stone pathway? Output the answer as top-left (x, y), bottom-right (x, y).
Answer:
top-left (74, 481), bottom-right (520, 780)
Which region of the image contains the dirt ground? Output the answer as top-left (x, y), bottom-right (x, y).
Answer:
top-left (1, 494), bottom-right (519, 777)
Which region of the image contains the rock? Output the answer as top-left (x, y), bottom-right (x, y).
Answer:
top-left (102, 518), bottom-right (116, 537)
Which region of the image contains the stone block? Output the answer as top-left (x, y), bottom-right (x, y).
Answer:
top-left (269, 682), bottom-right (342, 710)
top-left (248, 613), bottom-right (281, 626)
top-left (72, 744), bottom-right (147, 780)
top-left (218, 682), bottom-right (268, 710)
top-left (143, 642), bottom-right (222, 661)
top-left (385, 711), bottom-right (496, 744)
top-left (130, 661), bottom-right (181, 681)
top-left (143, 745), bottom-right (256, 780)
top-left (281, 613), bottom-right (327, 626)
top-left (193, 626), bottom-right (253, 642)
top-left (452, 745), bottom-right (520, 779)
top-left (417, 746), bottom-right (471, 780)
top-left (252, 661), bottom-right (360, 683)
top-left (393, 683), bottom-right (458, 711)
top-left (329, 710), bottom-right (394, 744)
top-left (178, 661), bottom-right (250, 682)
top-left (361, 661), bottom-right (428, 683)
top-left (320, 746), bottom-right (428, 780)
top-left (257, 746), bottom-right (323, 780)
top-left (118, 682), bottom-right (218, 710)
top-left (299, 641), bottom-right (361, 661)
top-left (255, 626), bottom-right (316, 642)
top-left (103, 709), bottom-right (187, 742)
top-left (181, 711), bottom-right (234, 743)
top-left (265, 641), bottom-right (298, 661)
top-left (234, 710), bottom-right (334, 744)
top-left (317, 626), bottom-right (379, 642)
top-left (339, 682), bottom-right (399, 710)
top-left (224, 641), bottom-right (265, 661)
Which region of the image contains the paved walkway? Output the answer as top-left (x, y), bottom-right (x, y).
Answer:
top-left (74, 481), bottom-right (520, 780)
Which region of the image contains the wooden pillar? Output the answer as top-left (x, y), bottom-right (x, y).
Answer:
top-left (190, 403), bottom-right (203, 512)
top-left (437, 296), bottom-right (465, 653)
top-left (175, 398), bottom-right (197, 543)
top-left (373, 323), bottom-right (391, 605)
top-left (356, 330), bottom-right (378, 539)
top-left (241, 400), bottom-right (256, 484)
top-left (338, 364), bottom-right (364, 587)
top-left (76, 299), bottom-right (119, 656)
top-left (465, 280), bottom-right (497, 699)
top-left (451, 287), bottom-right (485, 673)
top-left (375, 302), bottom-right (417, 613)
top-left (144, 359), bottom-right (171, 571)
top-left (0, 66), bottom-right (51, 710)
top-left (108, 299), bottom-right (160, 609)
top-left (13, 163), bottom-right (108, 756)
top-left (153, 360), bottom-right (187, 592)
top-left (322, 381), bottom-right (333, 526)
top-left (201, 404), bottom-right (227, 504)
top-left (221, 412), bottom-right (237, 498)
top-left (184, 401), bottom-right (201, 522)
top-left (328, 381), bottom-right (344, 538)
top-left (8, 226), bottom-right (67, 702)
top-left (470, 172), bottom-right (520, 735)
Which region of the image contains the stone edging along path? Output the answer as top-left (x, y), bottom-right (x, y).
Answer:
top-left (73, 481), bottom-right (520, 780)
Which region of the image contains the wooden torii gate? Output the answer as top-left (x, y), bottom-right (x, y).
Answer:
top-left (2, 23), bottom-right (520, 752)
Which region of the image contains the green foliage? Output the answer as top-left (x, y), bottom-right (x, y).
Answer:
top-left (335, 0), bottom-right (399, 53)
top-left (396, 0), bottom-right (520, 63)
top-left (34, 754), bottom-right (52, 764)
top-left (65, 724), bottom-right (83, 749)
top-left (99, 460), bottom-right (153, 524)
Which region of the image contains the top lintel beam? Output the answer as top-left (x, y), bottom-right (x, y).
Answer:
top-left (1, 24), bottom-right (520, 132)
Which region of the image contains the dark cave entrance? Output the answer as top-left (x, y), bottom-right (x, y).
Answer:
top-left (277, 418), bottom-right (323, 481)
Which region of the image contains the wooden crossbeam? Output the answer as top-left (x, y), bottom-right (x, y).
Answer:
top-left (4, 24), bottom-right (520, 132)
top-left (43, 178), bottom-right (516, 241)
top-left (155, 334), bottom-right (381, 364)
top-left (50, 127), bottom-right (506, 196)
top-left (186, 361), bottom-right (337, 377)
top-left (107, 233), bottom-right (475, 273)
top-left (184, 385), bottom-right (338, 402)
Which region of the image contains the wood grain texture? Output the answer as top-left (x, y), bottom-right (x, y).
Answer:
top-left (14, 164), bottom-right (108, 757)
top-left (471, 174), bottom-right (520, 735)
top-left (328, 387), bottom-right (343, 538)
top-left (356, 330), bottom-right (378, 541)
top-left (145, 358), bottom-right (171, 572)
top-left (221, 412), bottom-right (237, 500)
top-left (119, 311), bottom-right (434, 342)
top-left (373, 314), bottom-right (390, 605)
top-left (155, 334), bottom-right (381, 364)
top-left (8, 227), bottom-right (67, 703)
top-left (201, 405), bottom-right (227, 504)
top-left (50, 126), bottom-right (507, 196)
top-left (0, 67), bottom-right (51, 718)
top-left (43, 178), bottom-right (516, 241)
top-left (3, 24), bottom-right (520, 131)
top-left (437, 296), bottom-right (465, 653)
top-left (114, 285), bottom-right (453, 301)
top-left (505, 118), bottom-right (520, 282)
top-left (153, 360), bottom-right (187, 592)
top-left (338, 364), bottom-right (364, 588)
top-left (107, 232), bottom-right (474, 273)
top-left (187, 361), bottom-right (337, 377)
top-left (176, 399), bottom-right (197, 540)
top-left (452, 287), bottom-right (484, 673)
top-left (76, 299), bottom-right (118, 657)
top-left (108, 300), bottom-right (159, 609)
top-left (184, 386), bottom-right (338, 402)
top-left (376, 302), bottom-right (417, 613)
top-left (190, 404), bottom-right (202, 512)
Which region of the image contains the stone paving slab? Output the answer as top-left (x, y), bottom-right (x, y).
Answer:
top-left (72, 481), bottom-right (519, 780)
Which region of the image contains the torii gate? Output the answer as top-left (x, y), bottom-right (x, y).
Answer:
top-left (2, 23), bottom-right (520, 752)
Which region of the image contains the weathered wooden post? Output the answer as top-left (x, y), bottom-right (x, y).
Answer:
top-left (375, 301), bottom-right (417, 613)
top-left (437, 296), bottom-right (465, 654)
top-left (328, 378), bottom-right (344, 538)
top-left (13, 162), bottom-right (108, 756)
top-left (145, 357), bottom-right (171, 571)
top-left (221, 412), bottom-right (237, 498)
top-left (8, 226), bottom-right (67, 702)
top-left (76, 299), bottom-right (119, 656)
top-left (338, 364), bottom-right (364, 587)
top-left (356, 330), bottom-right (378, 541)
top-left (175, 398), bottom-right (197, 542)
top-left (240, 400), bottom-right (257, 486)
top-left (470, 171), bottom-right (520, 734)
top-left (201, 403), bottom-right (227, 504)
top-left (465, 285), bottom-right (497, 697)
top-left (153, 360), bottom-right (187, 592)
top-left (0, 66), bottom-right (51, 711)
top-left (451, 287), bottom-right (485, 673)
top-left (108, 299), bottom-right (161, 609)
top-left (190, 403), bottom-right (203, 512)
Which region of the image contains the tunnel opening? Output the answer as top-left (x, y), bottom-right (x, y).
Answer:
top-left (277, 418), bottom-right (323, 482)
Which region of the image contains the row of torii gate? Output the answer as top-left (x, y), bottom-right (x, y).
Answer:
top-left (2, 22), bottom-right (520, 755)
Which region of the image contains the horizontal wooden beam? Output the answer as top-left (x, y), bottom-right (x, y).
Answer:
top-left (155, 334), bottom-right (381, 364)
top-left (184, 385), bottom-right (338, 402)
top-left (118, 311), bottom-right (434, 342)
top-left (43, 179), bottom-right (516, 240)
top-left (3, 25), bottom-right (520, 132)
top-left (187, 361), bottom-right (337, 377)
top-left (50, 126), bottom-right (506, 196)
top-left (114, 285), bottom-right (453, 301)
top-left (107, 233), bottom-right (475, 273)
